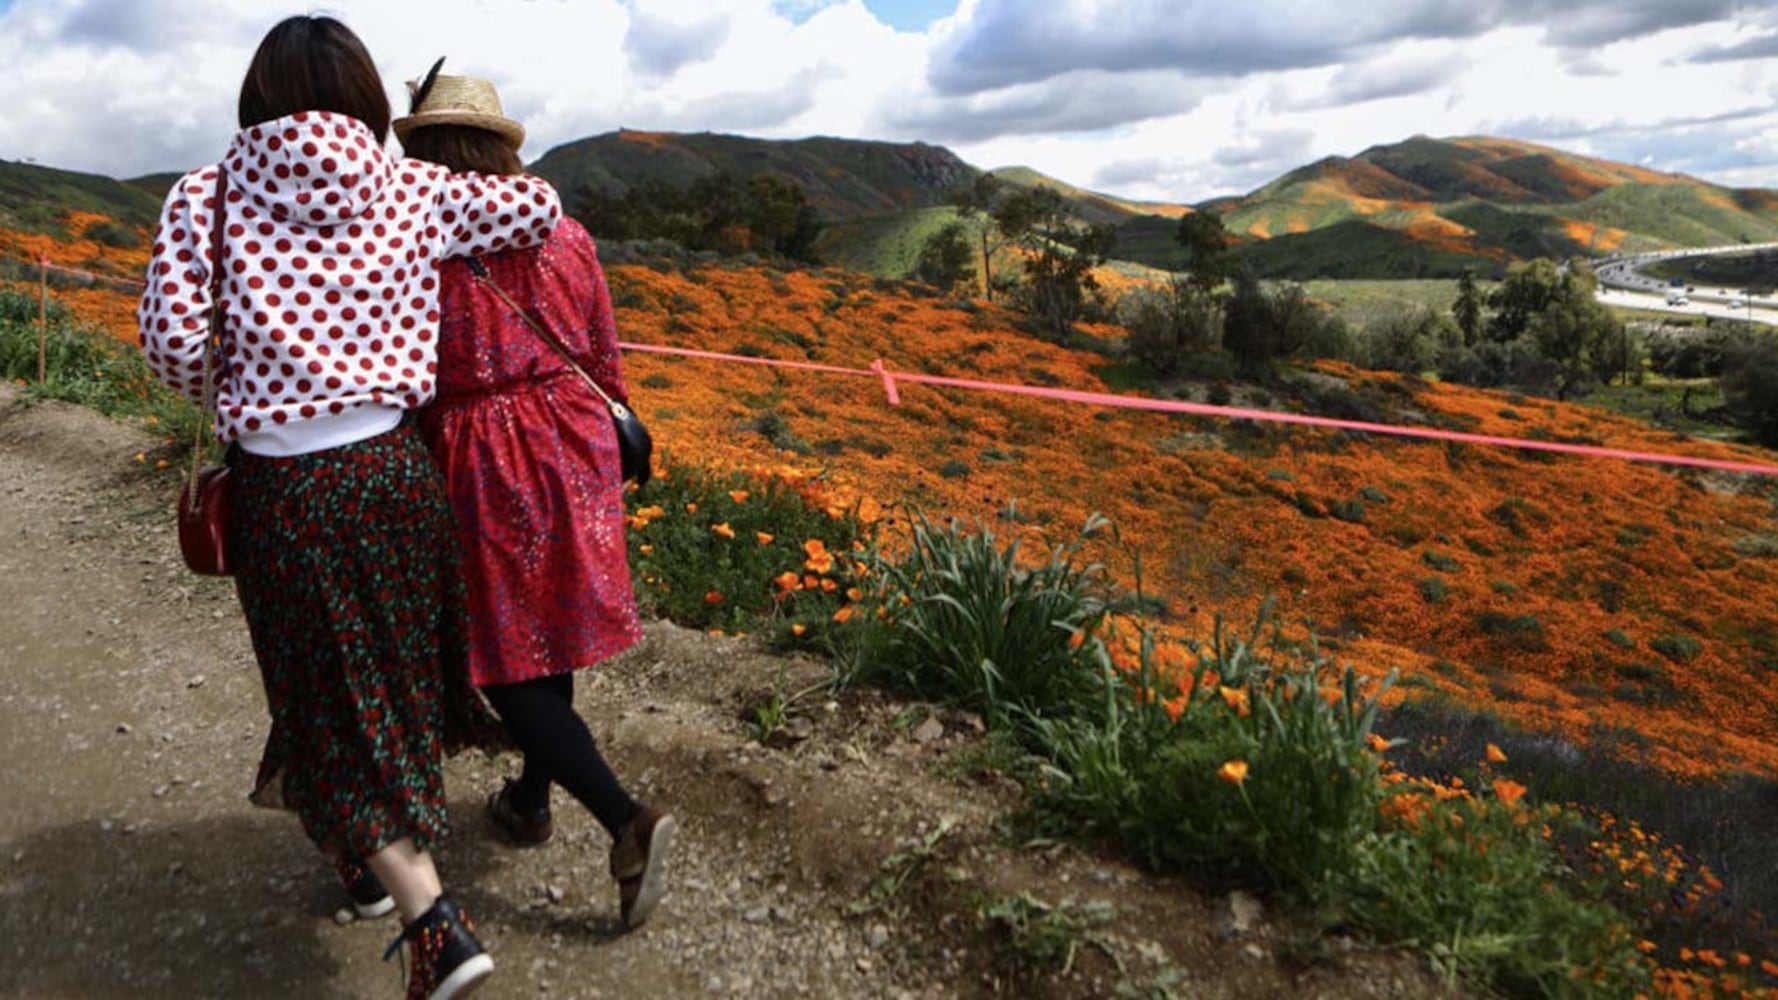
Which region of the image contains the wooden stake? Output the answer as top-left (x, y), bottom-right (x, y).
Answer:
top-left (38, 256), bottom-right (48, 384)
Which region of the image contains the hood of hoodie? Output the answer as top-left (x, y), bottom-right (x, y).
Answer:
top-left (222, 110), bottom-right (395, 228)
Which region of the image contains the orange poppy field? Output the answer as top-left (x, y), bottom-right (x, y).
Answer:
top-left (11, 216), bottom-right (1778, 785)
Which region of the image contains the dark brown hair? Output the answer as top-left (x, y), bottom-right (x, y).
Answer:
top-left (237, 15), bottom-right (390, 142)
top-left (400, 125), bottom-right (524, 176)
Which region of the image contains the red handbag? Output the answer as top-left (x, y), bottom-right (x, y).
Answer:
top-left (176, 173), bottom-right (234, 577)
top-left (178, 464), bottom-right (231, 576)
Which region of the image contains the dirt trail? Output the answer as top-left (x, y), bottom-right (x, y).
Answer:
top-left (0, 385), bottom-right (1441, 999)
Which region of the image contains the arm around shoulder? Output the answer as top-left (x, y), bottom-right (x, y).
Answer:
top-left (433, 168), bottom-right (563, 259)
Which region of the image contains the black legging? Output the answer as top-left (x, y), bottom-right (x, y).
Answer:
top-left (480, 674), bottom-right (639, 839)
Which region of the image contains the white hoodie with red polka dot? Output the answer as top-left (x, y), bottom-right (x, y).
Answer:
top-left (138, 110), bottom-right (561, 456)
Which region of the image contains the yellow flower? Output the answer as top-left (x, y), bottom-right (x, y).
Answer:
top-left (1486, 743), bottom-right (1508, 764)
top-left (756, 532), bottom-right (774, 545)
top-left (712, 522), bottom-right (736, 539)
top-left (1217, 760), bottom-right (1249, 786)
top-left (728, 490), bottom-right (750, 503)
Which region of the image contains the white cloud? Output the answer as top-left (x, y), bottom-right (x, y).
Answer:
top-left (0, 0), bottom-right (1774, 206)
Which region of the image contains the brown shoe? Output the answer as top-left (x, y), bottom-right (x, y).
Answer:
top-left (609, 804), bottom-right (677, 929)
top-left (487, 779), bottom-right (553, 847)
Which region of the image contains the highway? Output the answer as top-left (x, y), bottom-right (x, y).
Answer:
top-left (1593, 243), bottom-right (1778, 323)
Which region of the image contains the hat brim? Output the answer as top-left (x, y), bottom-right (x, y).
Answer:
top-left (393, 110), bottom-right (525, 150)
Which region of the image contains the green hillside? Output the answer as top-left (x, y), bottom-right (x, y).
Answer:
top-left (1111, 135), bottom-right (1778, 280)
top-left (0, 160), bottom-right (163, 238)
top-left (528, 130), bottom-right (975, 221)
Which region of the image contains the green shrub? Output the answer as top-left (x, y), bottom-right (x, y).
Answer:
top-left (1422, 550), bottom-right (1461, 572)
top-left (1030, 603), bottom-right (1394, 901)
top-left (1418, 577), bottom-right (1449, 604)
top-left (624, 461), bottom-right (865, 636)
top-left (0, 291), bottom-right (205, 451)
top-left (1650, 634), bottom-right (1703, 662)
top-left (831, 510), bottom-right (1112, 732)
top-left (1347, 797), bottom-right (1648, 996)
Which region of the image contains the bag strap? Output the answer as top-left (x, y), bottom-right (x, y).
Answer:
top-left (187, 171), bottom-right (230, 493)
top-left (463, 257), bottom-right (627, 414)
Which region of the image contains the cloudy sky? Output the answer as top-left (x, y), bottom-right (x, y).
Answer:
top-left (3, 0), bottom-right (1778, 204)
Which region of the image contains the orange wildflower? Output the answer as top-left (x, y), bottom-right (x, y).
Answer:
top-left (1486, 743), bottom-right (1508, 764)
top-left (1219, 685), bottom-right (1250, 717)
top-left (728, 490), bottom-right (750, 503)
top-left (712, 522), bottom-right (736, 539)
top-left (685, 502), bottom-right (698, 513)
top-left (1366, 733), bottom-right (1391, 753)
top-left (1492, 779), bottom-right (1527, 806)
top-left (639, 544), bottom-right (654, 555)
top-left (791, 623), bottom-right (807, 637)
top-left (832, 605), bottom-right (855, 623)
top-left (1218, 760), bottom-right (1249, 786)
top-left (756, 532), bottom-right (774, 545)
top-left (1162, 695), bottom-right (1187, 722)
top-left (704, 591), bottom-right (724, 605)
top-left (803, 538), bottom-right (835, 574)
top-left (773, 571), bottom-right (800, 591)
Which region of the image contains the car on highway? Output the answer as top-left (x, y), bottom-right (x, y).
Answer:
top-left (1727, 298), bottom-right (1746, 309)
top-left (1667, 290), bottom-right (1690, 306)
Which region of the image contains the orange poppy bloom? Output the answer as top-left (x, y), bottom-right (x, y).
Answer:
top-left (832, 605), bottom-right (855, 623)
top-left (1219, 686), bottom-right (1251, 717)
top-left (728, 490), bottom-right (750, 503)
top-left (1492, 779), bottom-right (1527, 806)
top-left (1486, 743), bottom-right (1508, 764)
top-left (712, 522), bottom-right (736, 539)
top-left (791, 623), bottom-right (807, 636)
top-left (1218, 760), bottom-right (1249, 785)
top-left (756, 532), bottom-right (774, 545)
top-left (704, 591), bottom-right (724, 605)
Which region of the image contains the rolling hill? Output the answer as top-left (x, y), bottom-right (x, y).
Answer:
top-left (0, 160), bottom-right (164, 240)
top-left (1179, 135), bottom-right (1778, 278)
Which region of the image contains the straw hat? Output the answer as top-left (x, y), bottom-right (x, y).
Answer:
top-left (392, 65), bottom-right (525, 150)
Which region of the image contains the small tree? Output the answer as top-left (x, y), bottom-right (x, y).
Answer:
top-left (994, 186), bottom-right (1116, 340)
top-left (1485, 258), bottom-right (1562, 343)
top-left (910, 221), bottom-right (976, 295)
top-left (1122, 276), bottom-right (1222, 376)
top-left (949, 173), bottom-right (1012, 302)
top-left (1453, 268), bottom-right (1483, 347)
top-left (1719, 333), bottom-right (1778, 447)
top-left (1175, 211), bottom-right (1232, 295)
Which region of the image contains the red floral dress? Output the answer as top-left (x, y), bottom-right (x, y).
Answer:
top-left (419, 218), bottom-right (643, 687)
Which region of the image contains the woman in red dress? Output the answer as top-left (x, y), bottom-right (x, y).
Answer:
top-left (399, 70), bottom-right (675, 930)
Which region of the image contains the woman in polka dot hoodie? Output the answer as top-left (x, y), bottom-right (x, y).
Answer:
top-left (136, 16), bottom-right (554, 998)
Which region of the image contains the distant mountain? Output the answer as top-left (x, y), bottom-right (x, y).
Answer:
top-left (528, 129), bottom-right (975, 220)
top-left (1168, 135), bottom-right (1778, 279)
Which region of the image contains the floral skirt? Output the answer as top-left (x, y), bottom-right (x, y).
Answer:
top-left (228, 424), bottom-right (504, 860)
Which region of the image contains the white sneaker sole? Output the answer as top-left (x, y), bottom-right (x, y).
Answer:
top-left (432, 953), bottom-right (494, 1000)
top-left (624, 814), bottom-right (677, 929)
top-left (353, 894), bottom-right (397, 920)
